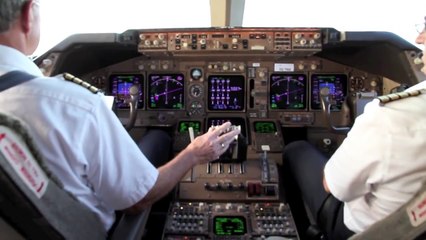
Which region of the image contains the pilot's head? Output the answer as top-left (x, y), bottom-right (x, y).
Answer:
top-left (415, 16), bottom-right (426, 74)
top-left (0, 0), bottom-right (41, 55)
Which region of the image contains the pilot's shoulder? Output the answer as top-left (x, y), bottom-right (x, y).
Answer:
top-left (61, 73), bottom-right (100, 94)
top-left (376, 87), bottom-right (426, 106)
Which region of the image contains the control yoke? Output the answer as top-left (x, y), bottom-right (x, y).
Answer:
top-left (319, 87), bottom-right (351, 135)
top-left (125, 85), bottom-right (139, 131)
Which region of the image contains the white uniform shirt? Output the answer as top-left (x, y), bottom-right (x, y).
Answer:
top-left (324, 80), bottom-right (426, 233)
top-left (0, 45), bottom-right (159, 230)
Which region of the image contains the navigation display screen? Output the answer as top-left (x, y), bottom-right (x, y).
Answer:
top-left (148, 73), bottom-right (185, 110)
top-left (270, 73), bottom-right (307, 110)
top-left (110, 74), bottom-right (144, 109)
top-left (310, 74), bottom-right (347, 110)
top-left (207, 75), bottom-right (245, 111)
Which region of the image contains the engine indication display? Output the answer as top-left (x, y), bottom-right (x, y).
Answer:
top-left (269, 74), bottom-right (307, 110)
top-left (207, 75), bottom-right (245, 111)
top-left (110, 74), bottom-right (144, 109)
top-left (148, 73), bottom-right (185, 109)
top-left (253, 121), bottom-right (277, 133)
top-left (311, 74), bottom-right (347, 110)
top-left (178, 120), bottom-right (201, 133)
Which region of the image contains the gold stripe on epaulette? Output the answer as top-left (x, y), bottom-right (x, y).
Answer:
top-left (377, 88), bottom-right (424, 105)
top-left (63, 72), bottom-right (100, 94)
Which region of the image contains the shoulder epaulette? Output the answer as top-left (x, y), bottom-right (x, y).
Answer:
top-left (62, 72), bottom-right (100, 94)
top-left (376, 88), bottom-right (425, 105)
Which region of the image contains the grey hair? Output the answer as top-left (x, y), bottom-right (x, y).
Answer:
top-left (0, 0), bottom-right (28, 33)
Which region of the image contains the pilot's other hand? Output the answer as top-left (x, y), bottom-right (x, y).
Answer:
top-left (186, 122), bottom-right (240, 165)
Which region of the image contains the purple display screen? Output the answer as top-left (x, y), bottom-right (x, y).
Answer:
top-left (310, 74), bottom-right (347, 110)
top-left (207, 75), bottom-right (245, 111)
top-left (110, 74), bottom-right (143, 109)
top-left (269, 74), bottom-right (307, 110)
top-left (148, 73), bottom-right (185, 110)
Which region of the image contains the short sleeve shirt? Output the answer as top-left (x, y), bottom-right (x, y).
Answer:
top-left (0, 45), bottom-right (158, 230)
top-left (324, 81), bottom-right (426, 233)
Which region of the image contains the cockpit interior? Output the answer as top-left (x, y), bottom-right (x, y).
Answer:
top-left (1, 0), bottom-right (425, 239)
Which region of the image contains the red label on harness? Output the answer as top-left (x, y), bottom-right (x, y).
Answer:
top-left (407, 191), bottom-right (426, 227)
top-left (0, 126), bottom-right (48, 198)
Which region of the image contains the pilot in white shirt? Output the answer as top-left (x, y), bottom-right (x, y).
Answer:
top-left (0, 0), bottom-right (240, 231)
top-left (0, 44), bottom-right (160, 230)
top-left (283, 16), bottom-right (426, 239)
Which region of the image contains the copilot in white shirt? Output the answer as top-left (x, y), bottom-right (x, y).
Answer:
top-left (325, 81), bottom-right (426, 233)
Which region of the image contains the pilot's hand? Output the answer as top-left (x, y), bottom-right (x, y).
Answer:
top-left (186, 122), bottom-right (241, 165)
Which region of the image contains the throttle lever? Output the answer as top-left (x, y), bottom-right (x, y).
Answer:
top-left (125, 85), bottom-right (140, 131)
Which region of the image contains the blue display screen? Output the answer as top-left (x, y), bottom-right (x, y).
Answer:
top-left (310, 74), bottom-right (347, 110)
top-left (110, 74), bottom-right (144, 109)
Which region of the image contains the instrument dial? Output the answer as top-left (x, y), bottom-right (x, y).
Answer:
top-left (190, 84), bottom-right (203, 98)
top-left (189, 101), bottom-right (204, 115)
top-left (191, 68), bottom-right (203, 80)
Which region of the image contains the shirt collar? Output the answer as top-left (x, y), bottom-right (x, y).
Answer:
top-left (0, 45), bottom-right (44, 77)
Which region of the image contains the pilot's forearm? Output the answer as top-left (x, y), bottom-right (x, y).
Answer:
top-left (125, 122), bottom-right (239, 214)
top-left (124, 148), bottom-right (196, 213)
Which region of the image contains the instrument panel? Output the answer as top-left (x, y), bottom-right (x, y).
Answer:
top-left (33, 27), bottom-right (423, 159)
top-left (35, 26), bottom-right (422, 153)
top-left (36, 27), bottom-right (422, 132)
top-left (61, 28), bottom-right (396, 155)
top-left (81, 57), bottom-right (381, 128)
top-left (34, 26), bottom-right (426, 140)
top-left (34, 26), bottom-right (422, 240)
